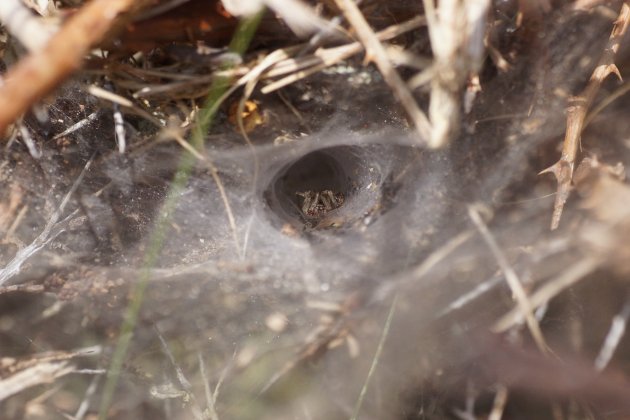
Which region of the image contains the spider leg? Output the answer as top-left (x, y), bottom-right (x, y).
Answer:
top-left (309, 192), bottom-right (320, 215)
top-left (320, 190), bottom-right (334, 211)
top-left (297, 191), bottom-right (313, 215)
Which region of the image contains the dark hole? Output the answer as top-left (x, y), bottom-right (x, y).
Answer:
top-left (264, 145), bottom-right (389, 230)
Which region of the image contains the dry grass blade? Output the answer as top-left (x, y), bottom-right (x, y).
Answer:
top-left (468, 205), bottom-right (550, 354)
top-left (488, 385), bottom-right (509, 420)
top-left (493, 258), bottom-right (600, 333)
top-left (541, 2), bottom-right (630, 230)
top-left (333, 0), bottom-right (432, 144)
top-left (0, 345), bottom-right (101, 402)
top-left (198, 352), bottom-right (221, 420)
top-left (0, 156), bottom-right (93, 286)
top-left (73, 374), bottom-right (101, 420)
top-left (594, 300), bottom-right (630, 371)
top-left (155, 326), bottom-right (204, 419)
top-left (0, 0), bottom-right (153, 135)
top-left (260, 16), bottom-right (426, 93)
top-left (0, 362), bottom-right (74, 402)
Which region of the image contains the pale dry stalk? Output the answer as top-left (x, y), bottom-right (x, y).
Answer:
top-left (422, 0), bottom-right (489, 148)
top-left (468, 205), bottom-right (550, 355)
top-left (0, 0), bottom-right (56, 52)
top-left (0, 362), bottom-right (74, 402)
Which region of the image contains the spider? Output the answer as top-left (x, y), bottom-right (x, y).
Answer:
top-left (296, 190), bottom-right (344, 218)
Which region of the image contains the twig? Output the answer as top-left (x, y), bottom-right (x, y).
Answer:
top-left (212, 356), bottom-right (229, 409)
top-left (0, 345), bottom-right (101, 402)
top-left (422, 0), bottom-right (490, 147)
top-left (438, 273), bottom-right (503, 318)
top-left (73, 373), bottom-right (101, 420)
top-left (86, 84), bottom-right (134, 107)
top-left (0, 0), bottom-right (153, 135)
top-left (17, 121), bottom-right (42, 158)
top-left (493, 257), bottom-right (600, 332)
top-left (52, 112), bottom-right (99, 140)
top-left (0, 362), bottom-right (74, 402)
top-left (0, 156), bottom-right (93, 286)
top-left (541, 2), bottom-right (630, 229)
top-left (468, 205), bottom-right (549, 354)
top-left (0, 0), bottom-right (56, 52)
top-left (594, 300), bottom-right (630, 371)
top-left (0, 283), bottom-right (45, 295)
top-left (488, 384), bottom-right (509, 420)
top-left (91, 87), bottom-right (175, 153)
top-left (113, 103), bottom-right (126, 154)
top-left (155, 325), bottom-right (203, 420)
top-left (198, 352), bottom-right (220, 420)
top-left (333, 0), bottom-right (432, 143)
top-left (453, 380), bottom-right (477, 420)
top-left (261, 16), bottom-right (426, 93)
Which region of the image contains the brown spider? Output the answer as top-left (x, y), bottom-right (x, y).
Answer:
top-left (296, 190), bottom-right (344, 218)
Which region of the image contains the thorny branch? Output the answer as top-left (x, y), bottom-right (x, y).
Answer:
top-left (0, 0), bottom-right (153, 135)
top-left (541, 2), bottom-right (630, 229)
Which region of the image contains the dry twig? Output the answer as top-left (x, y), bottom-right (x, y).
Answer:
top-left (261, 16), bottom-right (427, 93)
top-left (0, 346), bottom-right (101, 402)
top-left (468, 205), bottom-right (550, 354)
top-left (333, 0), bottom-right (432, 143)
top-left (493, 258), bottom-right (600, 333)
top-left (594, 300), bottom-right (630, 371)
top-left (155, 326), bottom-right (204, 420)
top-left (0, 0), bottom-right (57, 52)
top-left (422, 0), bottom-right (489, 147)
top-left (541, 2), bottom-right (630, 229)
top-left (198, 352), bottom-right (221, 420)
top-left (0, 362), bottom-right (74, 402)
top-left (0, 156), bottom-right (92, 286)
top-left (0, 0), bottom-right (153, 135)
top-left (488, 384), bottom-right (509, 420)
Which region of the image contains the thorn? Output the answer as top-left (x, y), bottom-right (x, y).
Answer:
top-left (607, 63), bottom-right (623, 81)
top-left (541, 160), bottom-right (574, 230)
top-left (539, 162), bottom-right (560, 179)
